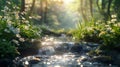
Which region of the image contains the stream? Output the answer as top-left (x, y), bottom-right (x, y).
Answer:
top-left (16, 34), bottom-right (118, 67)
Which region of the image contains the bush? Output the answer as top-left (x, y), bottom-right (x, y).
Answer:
top-left (0, 5), bottom-right (41, 58)
top-left (0, 5), bottom-right (41, 42)
top-left (72, 20), bottom-right (102, 43)
top-left (72, 17), bottom-right (120, 51)
top-left (99, 21), bottom-right (120, 50)
top-left (0, 40), bottom-right (19, 59)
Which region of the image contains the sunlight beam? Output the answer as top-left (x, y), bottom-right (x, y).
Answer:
top-left (63, 0), bottom-right (74, 4)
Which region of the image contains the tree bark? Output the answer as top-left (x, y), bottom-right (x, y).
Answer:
top-left (40, 0), bottom-right (44, 23)
top-left (20, 0), bottom-right (25, 12)
top-left (107, 0), bottom-right (112, 19)
top-left (89, 0), bottom-right (93, 17)
top-left (29, 0), bottom-right (36, 16)
top-left (44, 0), bottom-right (48, 23)
top-left (80, 0), bottom-right (88, 22)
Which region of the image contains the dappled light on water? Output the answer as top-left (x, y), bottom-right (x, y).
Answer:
top-left (41, 34), bottom-right (74, 46)
top-left (54, 65), bottom-right (61, 67)
top-left (17, 36), bottom-right (118, 67)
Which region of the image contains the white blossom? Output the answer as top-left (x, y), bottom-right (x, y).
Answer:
top-left (12, 28), bottom-right (20, 34)
top-left (19, 38), bottom-right (25, 42)
top-left (12, 39), bottom-right (19, 45)
top-left (6, 1), bottom-right (11, 5)
top-left (111, 15), bottom-right (117, 18)
top-left (4, 6), bottom-right (9, 10)
top-left (4, 29), bottom-right (10, 33)
top-left (2, 39), bottom-right (6, 41)
top-left (111, 19), bottom-right (117, 22)
top-left (16, 34), bottom-right (21, 38)
top-left (24, 26), bottom-right (29, 30)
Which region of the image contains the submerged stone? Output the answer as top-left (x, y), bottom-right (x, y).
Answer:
top-left (71, 45), bottom-right (83, 53)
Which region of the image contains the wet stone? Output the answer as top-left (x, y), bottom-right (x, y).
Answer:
top-left (70, 45), bottom-right (83, 53)
top-left (15, 36), bottom-right (119, 67)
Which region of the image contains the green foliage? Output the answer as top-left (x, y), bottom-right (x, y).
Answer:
top-left (19, 24), bottom-right (41, 38)
top-left (0, 40), bottom-right (19, 59)
top-left (72, 20), bottom-right (101, 43)
top-left (72, 16), bottom-right (120, 50)
top-left (0, 5), bottom-right (41, 40)
top-left (0, 4), bottom-right (41, 59)
top-left (99, 20), bottom-right (120, 50)
top-left (0, 0), bottom-right (20, 12)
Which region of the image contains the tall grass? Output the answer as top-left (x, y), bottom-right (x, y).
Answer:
top-left (72, 16), bottom-right (120, 51)
top-left (72, 20), bottom-right (102, 43)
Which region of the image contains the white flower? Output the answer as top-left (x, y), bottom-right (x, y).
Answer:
top-left (105, 25), bottom-right (110, 27)
top-left (24, 26), bottom-right (29, 30)
top-left (24, 20), bottom-right (29, 24)
top-left (12, 39), bottom-right (19, 45)
top-left (111, 15), bottom-right (117, 18)
top-left (4, 6), bottom-right (9, 10)
top-left (13, 28), bottom-right (20, 34)
top-left (22, 17), bottom-right (25, 20)
top-left (2, 39), bottom-right (6, 41)
top-left (1, 10), bottom-right (5, 12)
top-left (29, 16), bottom-right (32, 19)
top-left (106, 27), bottom-right (112, 32)
top-left (107, 27), bottom-right (112, 30)
top-left (111, 19), bottom-right (117, 22)
top-left (19, 38), bottom-right (25, 42)
top-left (0, 16), bottom-right (2, 19)
top-left (6, 1), bottom-right (11, 5)
top-left (4, 29), bottom-right (10, 33)
top-left (16, 34), bottom-right (21, 38)
top-left (31, 39), bottom-right (35, 42)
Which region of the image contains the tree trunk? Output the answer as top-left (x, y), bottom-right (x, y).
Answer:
top-left (107, 0), bottom-right (112, 19)
top-left (44, 0), bottom-right (48, 23)
top-left (80, 0), bottom-right (88, 22)
top-left (89, 0), bottom-right (93, 17)
top-left (29, 0), bottom-right (36, 16)
top-left (40, 0), bottom-right (44, 23)
top-left (40, 0), bottom-right (48, 23)
top-left (20, 0), bottom-right (25, 12)
top-left (96, 0), bottom-right (100, 11)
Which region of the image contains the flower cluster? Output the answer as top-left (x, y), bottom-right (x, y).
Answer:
top-left (0, 5), bottom-right (41, 46)
top-left (73, 14), bottom-right (120, 50)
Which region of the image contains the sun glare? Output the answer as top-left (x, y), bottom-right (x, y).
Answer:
top-left (63, 0), bottom-right (74, 4)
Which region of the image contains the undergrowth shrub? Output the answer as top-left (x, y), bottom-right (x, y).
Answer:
top-left (72, 16), bottom-right (120, 51)
top-left (72, 20), bottom-right (102, 43)
top-left (0, 3), bottom-right (41, 59)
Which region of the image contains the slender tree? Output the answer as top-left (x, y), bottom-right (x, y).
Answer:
top-left (20, 0), bottom-right (25, 12)
top-left (44, 0), bottom-right (48, 23)
top-left (89, 0), bottom-right (93, 17)
top-left (107, 0), bottom-right (112, 19)
top-left (40, 0), bottom-right (44, 23)
top-left (40, 0), bottom-right (48, 23)
top-left (96, 0), bottom-right (113, 21)
top-left (80, 0), bottom-right (88, 22)
top-left (29, 0), bottom-right (36, 16)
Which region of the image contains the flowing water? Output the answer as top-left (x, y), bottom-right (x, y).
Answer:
top-left (16, 34), bottom-right (118, 67)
